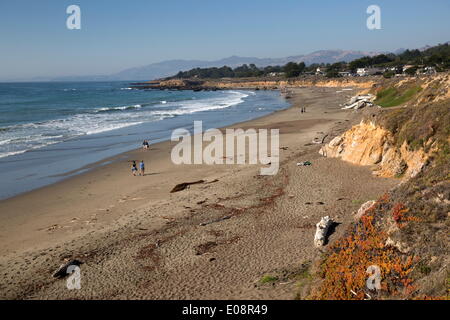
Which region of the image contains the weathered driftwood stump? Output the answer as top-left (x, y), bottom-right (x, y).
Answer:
top-left (314, 216), bottom-right (333, 247)
top-left (52, 259), bottom-right (83, 279)
top-left (354, 200), bottom-right (376, 221)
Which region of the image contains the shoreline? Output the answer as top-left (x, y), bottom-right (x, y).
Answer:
top-left (0, 87), bottom-right (399, 299)
top-left (0, 88), bottom-right (287, 201)
top-left (0, 90), bottom-right (287, 202)
top-left (0, 90), bottom-right (294, 253)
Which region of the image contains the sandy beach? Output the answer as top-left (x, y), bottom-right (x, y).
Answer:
top-left (0, 87), bottom-right (398, 299)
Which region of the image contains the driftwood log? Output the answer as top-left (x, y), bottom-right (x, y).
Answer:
top-left (52, 259), bottom-right (83, 279)
top-left (314, 216), bottom-right (333, 247)
top-left (199, 215), bottom-right (231, 226)
top-left (341, 94), bottom-right (375, 110)
top-left (170, 180), bottom-right (205, 193)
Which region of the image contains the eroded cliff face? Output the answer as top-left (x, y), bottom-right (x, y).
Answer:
top-left (137, 77), bottom-right (377, 90)
top-left (309, 74), bottom-right (449, 300)
top-left (319, 121), bottom-right (432, 178)
top-left (414, 73), bottom-right (450, 105)
top-left (204, 78), bottom-right (376, 89)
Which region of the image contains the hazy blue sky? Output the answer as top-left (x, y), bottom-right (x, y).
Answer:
top-left (1, 0), bottom-right (449, 80)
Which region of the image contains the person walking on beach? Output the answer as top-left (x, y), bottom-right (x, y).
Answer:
top-left (139, 160), bottom-right (145, 176)
top-left (131, 160), bottom-right (138, 176)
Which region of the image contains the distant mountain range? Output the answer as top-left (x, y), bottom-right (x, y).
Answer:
top-left (51, 49), bottom-right (381, 82)
top-left (26, 42), bottom-right (447, 82)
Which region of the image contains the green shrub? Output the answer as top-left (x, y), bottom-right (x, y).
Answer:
top-left (383, 71), bottom-right (395, 78)
top-left (375, 86), bottom-right (422, 107)
top-left (260, 275), bottom-right (278, 284)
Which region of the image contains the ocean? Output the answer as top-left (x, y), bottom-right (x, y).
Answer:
top-left (0, 81), bottom-right (290, 200)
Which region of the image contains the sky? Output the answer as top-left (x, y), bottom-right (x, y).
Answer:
top-left (0, 0), bottom-right (449, 80)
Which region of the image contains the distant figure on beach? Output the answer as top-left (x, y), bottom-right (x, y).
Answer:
top-left (142, 140), bottom-right (150, 150)
top-left (131, 161), bottom-right (137, 176)
top-left (139, 160), bottom-right (145, 176)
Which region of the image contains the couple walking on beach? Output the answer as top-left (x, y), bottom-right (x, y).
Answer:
top-left (131, 160), bottom-right (145, 176)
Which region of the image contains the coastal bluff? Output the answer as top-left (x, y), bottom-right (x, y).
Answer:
top-left (312, 73), bottom-right (449, 299)
top-left (319, 120), bottom-right (432, 178)
top-left (131, 76), bottom-right (377, 91)
top-left (320, 73), bottom-right (449, 179)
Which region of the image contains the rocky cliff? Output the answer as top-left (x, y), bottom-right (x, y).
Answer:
top-left (319, 120), bottom-right (433, 178)
top-left (132, 76), bottom-right (377, 90)
top-left (204, 78), bottom-right (376, 89)
top-left (312, 73), bottom-right (449, 300)
top-left (320, 74), bottom-right (449, 179)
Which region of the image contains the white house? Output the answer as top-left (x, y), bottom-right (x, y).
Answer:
top-left (315, 67), bottom-right (327, 75)
top-left (357, 67), bottom-right (384, 76)
top-left (268, 72), bottom-right (284, 77)
top-left (338, 71), bottom-right (352, 77)
top-left (423, 66), bottom-right (437, 75)
top-left (402, 65), bottom-right (415, 73)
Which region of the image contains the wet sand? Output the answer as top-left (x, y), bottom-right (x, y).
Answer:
top-left (0, 87), bottom-right (398, 299)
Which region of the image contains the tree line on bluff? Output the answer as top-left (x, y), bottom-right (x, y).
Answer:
top-left (170, 43), bottom-right (450, 79)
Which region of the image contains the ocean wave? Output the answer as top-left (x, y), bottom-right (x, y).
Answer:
top-left (0, 150), bottom-right (28, 159)
top-left (176, 90), bottom-right (249, 113)
top-left (145, 91), bottom-right (248, 118)
top-left (0, 90), bottom-right (250, 159)
top-left (85, 121), bottom-right (144, 135)
top-left (0, 140), bottom-right (65, 159)
top-left (0, 139), bottom-right (12, 146)
top-left (95, 104), bottom-right (142, 113)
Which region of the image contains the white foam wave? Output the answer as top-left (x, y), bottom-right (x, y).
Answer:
top-left (0, 150), bottom-right (27, 159)
top-left (174, 90), bottom-right (249, 114)
top-left (85, 122), bottom-right (144, 135)
top-left (0, 139), bottom-right (12, 146)
top-left (0, 90), bottom-right (250, 159)
top-left (95, 104), bottom-right (142, 112)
